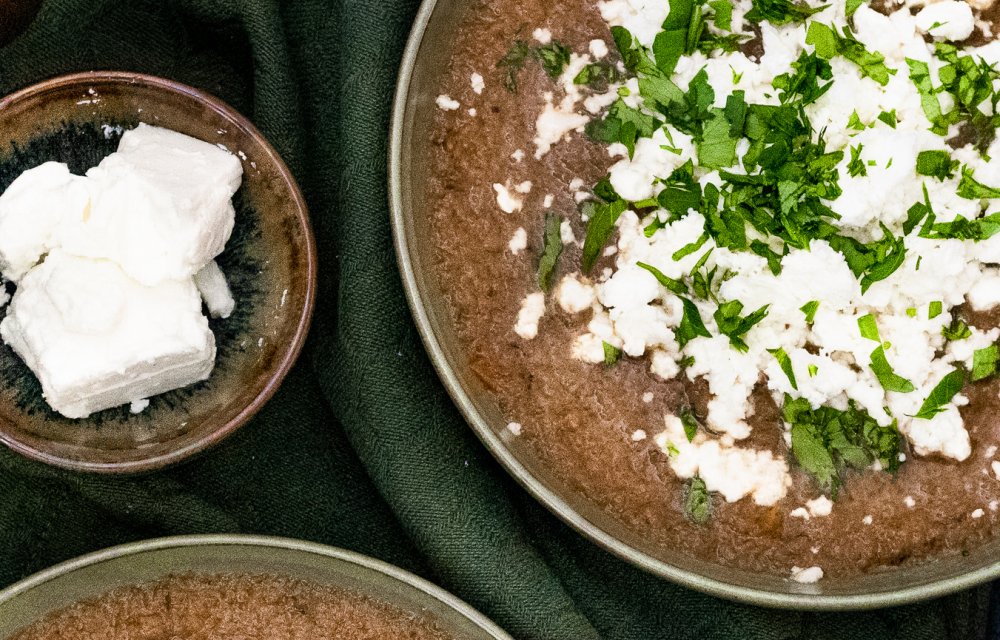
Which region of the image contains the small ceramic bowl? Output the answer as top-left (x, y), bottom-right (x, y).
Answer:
top-left (0, 71), bottom-right (316, 473)
top-left (0, 535), bottom-right (512, 639)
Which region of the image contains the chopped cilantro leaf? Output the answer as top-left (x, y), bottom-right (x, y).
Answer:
top-left (677, 297), bottom-right (713, 346)
top-left (685, 476), bottom-right (712, 524)
top-left (497, 40), bottom-right (574, 92)
top-left (870, 346), bottom-right (915, 393)
top-left (933, 44), bottom-right (1000, 152)
top-left (772, 52), bottom-right (833, 105)
top-left (574, 61), bottom-right (623, 91)
top-left (905, 58), bottom-right (948, 136)
top-left (709, 0), bottom-right (735, 29)
top-left (929, 301), bottom-right (943, 318)
top-left (768, 347), bottom-right (798, 389)
top-left (586, 99), bottom-right (663, 158)
top-left (497, 41), bottom-right (532, 92)
top-left (801, 300), bottom-right (820, 323)
top-left (637, 261), bottom-right (689, 295)
top-left (603, 341), bottom-right (622, 366)
top-left (537, 213), bottom-right (563, 292)
top-left (846, 0), bottom-right (866, 16)
top-left (913, 369), bottom-right (964, 419)
top-left (581, 199), bottom-right (628, 272)
top-left (972, 345), bottom-right (999, 381)
top-left (808, 363), bottom-right (819, 377)
top-left (715, 300), bottom-right (769, 352)
top-left (847, 110), bottom-right (866, 131)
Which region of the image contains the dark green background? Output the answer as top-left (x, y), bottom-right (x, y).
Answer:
top-left (0, 1), bottom-right (995, 638)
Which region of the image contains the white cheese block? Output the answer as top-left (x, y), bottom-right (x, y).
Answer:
top-left (0, 251), bottom-right (216, 418)
top-left (194, 260), bottom-right (236, 319)
top-left (0, 162), bottom-right (89, 283)
top-left (59, 123), bottom-right (242, 286)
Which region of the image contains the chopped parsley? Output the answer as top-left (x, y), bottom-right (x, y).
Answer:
top-left (715, 300), bottom-right (769, 352)
top-left (913, 369), bottom-right (964, 419)
top-left (905, 58), bottom-right (948, 136)
top-left (929, 301), bottom-right (943, 319)
top-left (957, 166), bottom-right (1000, 200)
top-left (684, 476), bottom-right (712, 523)
top-left (603, 341), bottom-right (623, 366)
top-left (933, 44), bottom-right (1000, 152)
top-left (676, 297), bottom-right (713, 346)
top-left (847, 144), bottom-right (867, 177)
top-left (746, 0), bottom-right (827, 25)
top-left (972, 345), bottom-right (999, 381)
top-left (537, 213), bottom-right (563, 292)
top-left (808, 363), bottom-right (819, 377)
top-left (806, 22), bottom-right (894, 86)
top-left (857, 313), bottom-right (880, 342)
top-left (637, 261), bottom-right (689, 295)
top-left (680, 405), bottom-right (700, 442)
top-left (915, 150), bottom-right (957, 181)
top-left (846, 0), bottom-right (866, 16)
top-left (942, 318), bottom-right (972, 341)
top-left (800, 300), bottom-right (820, 323)
top-left (581, 198), bottom-right (628, 272)
top-left (574, 60), bottom-right (624, 91)
top-left (768, 347), bottom-right (798, 389)
top-left (785, 395), bottom-right (902, 495)
top-left (497, 40), bottom-right (572, 92)
top-left (869, 345), bottom-right (915, 393)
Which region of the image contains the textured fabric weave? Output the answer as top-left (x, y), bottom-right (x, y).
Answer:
top-left (0, 1), bottom-right (993, 638)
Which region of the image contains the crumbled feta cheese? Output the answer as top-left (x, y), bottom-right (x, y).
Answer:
top-left (435, 94), bottom-right (460, 111)
top-left (470, 72), bottom-right (485, 94)
top-left (631, 429), bottom-right (647, 441)
top-left (806, 496), bottom-right (833, 517)
top-left (507, 422), bottom-right (523, 436)
top-left (589, 39), bottom-right (609, 59)
top-left (543, 194), bottom-right (554, 208)
top-left (790, 507), bottom-right (811, 520)
top-left (655, 415), bottom-right (792, 506)
top-left (642, 391), bottom-right (654, 403)
top-left (557, 274), bottom-right (596, 314)
top-left (972, 508), bottom-right (985, 519)
top-left (532, 27), bottom-right (552, 44)
top-left (915, 1), bottom-right (975, 41)
top-left (863, 515), bottom-right (874, 525)
top-left (598, 0), bottom-right (671, 47)
top-left (559, 220), bottom-right (577, 246)
top-left (493, 183), bottom-right (524, 213)
top-left (508, 228), bottom-right (528, 255)
top-left (129, 398), bottom-right (150, 414)
top-left (992, 460), bottom-right (1000, 479)
top-left (511, 149), bottom-right (526, 162)
top-left (514, 292), bottom-right (546, 339)
top-left (790, 566), bottom-right (824, 584)
top-left (904, 496), bottom-right (916, 508)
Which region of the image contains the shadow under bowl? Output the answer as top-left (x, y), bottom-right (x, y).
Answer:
top-left (0, 71), bottom-right (316, 473)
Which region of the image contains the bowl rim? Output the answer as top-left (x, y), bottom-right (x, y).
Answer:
top-left (0, 70), bottom-right (318, 474)
top-left (388, 0), bottom-right (1000, 610)
top-left (0, 533), bottom-right (513, 639)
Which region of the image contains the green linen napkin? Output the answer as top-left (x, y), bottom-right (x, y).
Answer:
top-left (0, 1), bottom-right (992, 638)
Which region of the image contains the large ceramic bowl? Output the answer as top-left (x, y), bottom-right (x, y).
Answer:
top-left (0, 72), bottom-right (316, 473)
top-left (389, 0), bottom-right (1000, 609)
top-left (0, 535), bottom-right (511, 639)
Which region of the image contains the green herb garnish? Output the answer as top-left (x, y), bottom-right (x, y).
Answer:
top-left (537, 213), bottom-right (564, 291)
top-left (768, 347), bottom-right (798, 389)
top-left (685, 476), bottom-right (712, 523)
top-left (913, 369), bottom-right (964, 419)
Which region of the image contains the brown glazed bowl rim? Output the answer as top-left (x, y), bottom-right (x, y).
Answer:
top-left (0, 534), bottom-right (513, 639)
top-left (0, 71), bottom-right (317, 474)
top-left (389, 0), bottom-right (1000, 610)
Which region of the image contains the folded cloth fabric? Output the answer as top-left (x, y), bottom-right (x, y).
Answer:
top-left (0, 1), bottom-right (993, 638)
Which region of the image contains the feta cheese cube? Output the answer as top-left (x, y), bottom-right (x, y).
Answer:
top-left (0, 251), bottom-right (215, 418)
top-left (60, 124), bottom-right (242, 286)
top-left (194, 260), bottom-right (236, 319)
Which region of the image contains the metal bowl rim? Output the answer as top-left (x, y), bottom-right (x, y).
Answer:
top-left (0, 533), bottom-right (512, 639)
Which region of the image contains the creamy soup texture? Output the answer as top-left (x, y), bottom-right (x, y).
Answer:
top-left (428, 0), bottom-right (1000, 580)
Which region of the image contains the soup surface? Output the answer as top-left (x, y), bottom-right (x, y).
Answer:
top-left (11, 573), bottom-right (454, 640)
top-left (426, 0), bottom-right (1000, 580)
